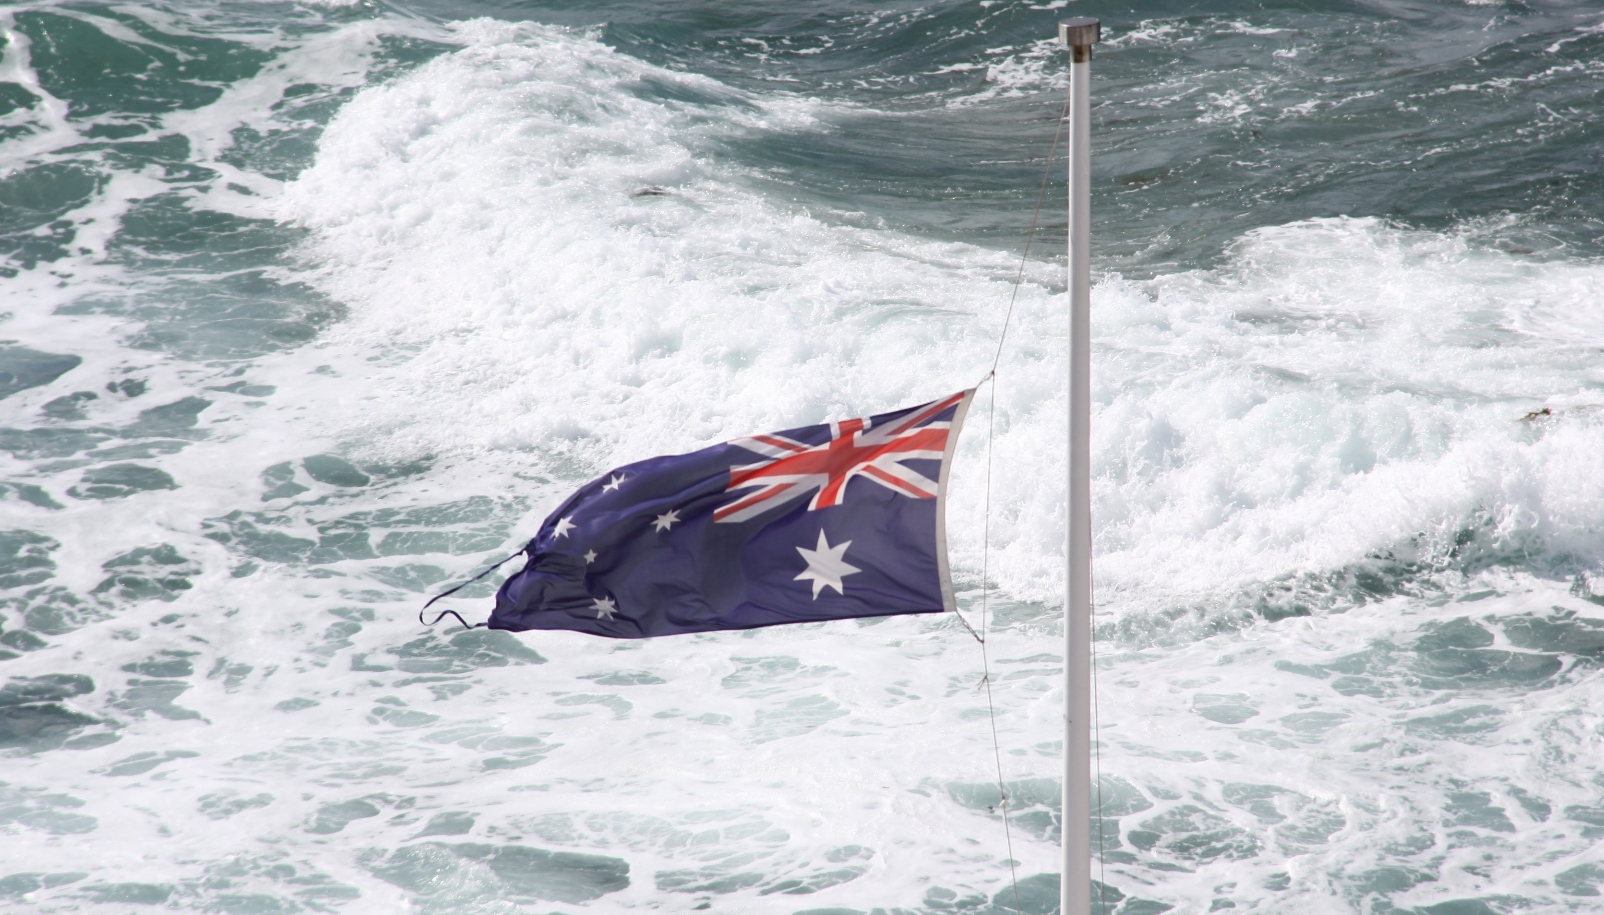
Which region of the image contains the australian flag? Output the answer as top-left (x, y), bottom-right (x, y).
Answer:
top-left (490, 390), bottom-right (975, 638)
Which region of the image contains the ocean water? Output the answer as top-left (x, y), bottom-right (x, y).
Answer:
top-left (2, 1), bottom-right (1603, 912)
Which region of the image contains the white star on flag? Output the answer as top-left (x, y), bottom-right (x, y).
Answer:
top-left (592, 596), bottom-right (617, 620)
top-left (602, 474), bottom-right (626, 493)
top-left (552, 516), bottom-right (575, 539)
top-left (584, 549), bottom-right (598, 565)
top-left (652, 510), bottom-right (681, 532)
top-left (794, 530), bottom-right (860, 599)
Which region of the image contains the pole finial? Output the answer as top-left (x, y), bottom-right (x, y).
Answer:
top-left (1058, 17), bottom-right (1101, 48)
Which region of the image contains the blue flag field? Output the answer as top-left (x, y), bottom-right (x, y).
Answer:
top-left (491, 390), bottom-right (975, 638)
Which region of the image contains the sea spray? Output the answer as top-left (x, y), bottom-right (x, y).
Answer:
top-left (3, 2), bottom-right (1604, 912)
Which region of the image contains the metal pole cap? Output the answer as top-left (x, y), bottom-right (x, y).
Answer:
top-left (1058, 17), bottom-right (1101, 47)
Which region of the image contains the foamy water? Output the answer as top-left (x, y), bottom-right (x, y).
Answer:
top-left (4, 3), bottom-right (1604, 913)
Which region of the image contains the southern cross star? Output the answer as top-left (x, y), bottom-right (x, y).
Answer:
top-left (552, 515), bottom-right (576, 539)
top-left (592, 596), bottom-right (617, 620)
top-left (795, 530), bottom-right (860, 599)
top-left (652, 509), bottom-right (681, 532)
top-left (583, 549), bottom-right (598, 565)
top-left (602, 474), bottom-right (626, 493)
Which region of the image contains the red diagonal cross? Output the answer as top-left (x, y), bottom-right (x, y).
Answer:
top-left (713, 392), bottom-right (963, 524)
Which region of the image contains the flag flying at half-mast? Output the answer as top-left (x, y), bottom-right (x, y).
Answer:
top-left (490, 390), bottom-right (975, 639)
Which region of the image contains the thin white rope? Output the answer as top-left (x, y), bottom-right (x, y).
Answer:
top-left (958, 87), bottom-right (1073, 915)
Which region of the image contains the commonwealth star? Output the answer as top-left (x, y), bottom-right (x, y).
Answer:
top-left (794, 530), bottom-right (860, 599)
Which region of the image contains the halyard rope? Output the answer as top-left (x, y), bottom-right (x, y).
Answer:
top-left (956, 85), bottom-right (1074, 915)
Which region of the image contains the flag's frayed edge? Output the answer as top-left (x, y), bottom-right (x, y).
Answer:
top-left (936, 387), bottom-right (978, 614)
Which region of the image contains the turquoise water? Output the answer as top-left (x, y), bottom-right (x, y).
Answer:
top-left (2, 1), bottom-right (1604, 912)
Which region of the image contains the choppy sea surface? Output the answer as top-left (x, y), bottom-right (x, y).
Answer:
top-left (2, 1), bottom-right (1603, 912)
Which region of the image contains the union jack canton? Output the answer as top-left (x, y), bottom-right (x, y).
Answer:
top-left (491, 390), bottom-right (975, 638)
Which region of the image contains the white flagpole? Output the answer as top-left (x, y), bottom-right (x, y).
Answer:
top-left (1059, 16), bottom-right (1099, 915)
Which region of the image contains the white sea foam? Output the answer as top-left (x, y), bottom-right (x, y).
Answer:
top-left (7, 11), bottom-right (1604, 914)
top-left (275, 22), bottom-right (1604, 613)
